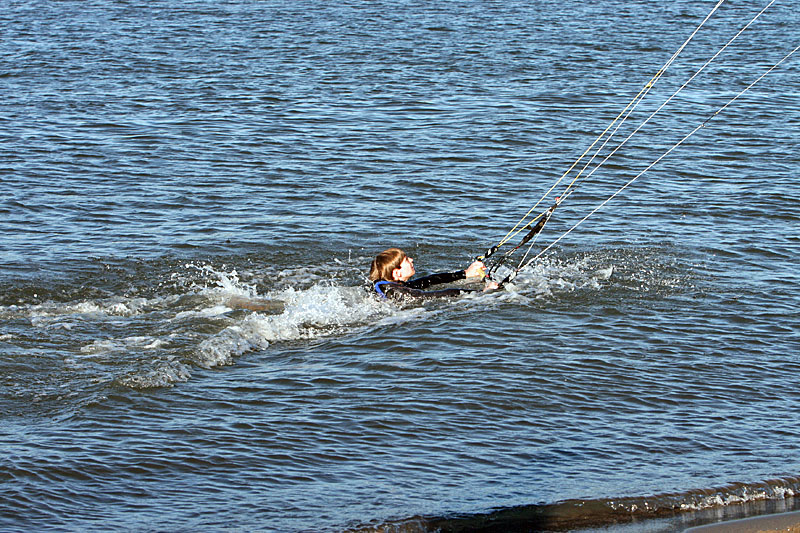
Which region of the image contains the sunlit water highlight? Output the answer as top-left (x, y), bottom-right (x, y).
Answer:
top-left (2, 1), bottom-right (799, 532)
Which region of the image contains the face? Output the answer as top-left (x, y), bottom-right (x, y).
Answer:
top-left (393, 256), bottom-right (415, 281)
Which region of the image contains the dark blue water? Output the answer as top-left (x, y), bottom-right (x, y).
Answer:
top-left (2, 1), bottom-right (799, 531)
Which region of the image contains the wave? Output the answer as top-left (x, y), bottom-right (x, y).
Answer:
top-left (193, 282), bottom-right (390, 369)
top-left (348, 476), bottom-right (800, 532)
top-left (190, 252), bottom-right (628, 372)
top-left (0, 248), bottom-right (675, 396)
top-left (0, 258), bottom-right (396, 393)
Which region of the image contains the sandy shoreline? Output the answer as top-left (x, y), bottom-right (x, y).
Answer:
top-left (685, 510), bottom-right (800, 532)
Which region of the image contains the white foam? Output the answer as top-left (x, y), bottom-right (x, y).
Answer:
top-left (80, 335), bottom-right (167, 356)
top-left (373, 306), bottom-right (431, 326)
top-left (594, 266), bottom-right (614, 280)
top-left (181, 264), bottom-right (259, 297)
top-left (173, 305), bottom-right (232, 320)
top-left (10, 296), bottom-right (161, 331)
top-left (115, 360), bottom-right (193, 389)
top-left (194, 284), bottom-right (389, 368)
top-left (493, 255), bottom-right (609, 298)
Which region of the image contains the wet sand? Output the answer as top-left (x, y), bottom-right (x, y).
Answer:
top-left (685, 510), bottom-right (800, 532)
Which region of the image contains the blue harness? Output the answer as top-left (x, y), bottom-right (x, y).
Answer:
top-left (373, 281), bottom-right (398, 299)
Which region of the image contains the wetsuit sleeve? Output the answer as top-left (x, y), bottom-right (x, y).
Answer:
top-left (404, 270), bottom-right (466, 290)
top-left (386, 284), bottom-right (475, 300)
top-left (382, 270), bottom-right (474, 300)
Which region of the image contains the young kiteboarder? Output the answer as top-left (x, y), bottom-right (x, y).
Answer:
top-left (369, 248), bottom-right (498, 300)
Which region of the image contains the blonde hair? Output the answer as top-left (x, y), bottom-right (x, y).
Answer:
top-left (369, 248), bottom-right (406, 282)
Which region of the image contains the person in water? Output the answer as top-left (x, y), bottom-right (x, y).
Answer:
top-left (369, 248), bottom-right (498, 300)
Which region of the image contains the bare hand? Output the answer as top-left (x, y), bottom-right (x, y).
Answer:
top-left (465, 261), bottom-right (486, 278)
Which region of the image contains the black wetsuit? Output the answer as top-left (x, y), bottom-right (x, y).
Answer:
top-left (373, 270), bottom-right (477, 300)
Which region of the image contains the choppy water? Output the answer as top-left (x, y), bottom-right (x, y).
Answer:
top-left (2, 1), bottom-right (799, 532)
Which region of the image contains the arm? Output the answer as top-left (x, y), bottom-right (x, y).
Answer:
top-left (404, 260), bottom-right (495, 292)
top-left (386, 283), bottom-right (477, 300)
top-left (404, 270), bottom-right (467, 290)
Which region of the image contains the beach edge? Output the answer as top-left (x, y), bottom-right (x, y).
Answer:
top-left (685, 510), bottom-right (800, 532)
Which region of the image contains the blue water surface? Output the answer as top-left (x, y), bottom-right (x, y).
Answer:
top-left (1, 1), bottom-right (799, 532)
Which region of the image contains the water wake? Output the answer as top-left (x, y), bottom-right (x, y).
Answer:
top-left (0, 248), bottom-right (683, 397)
